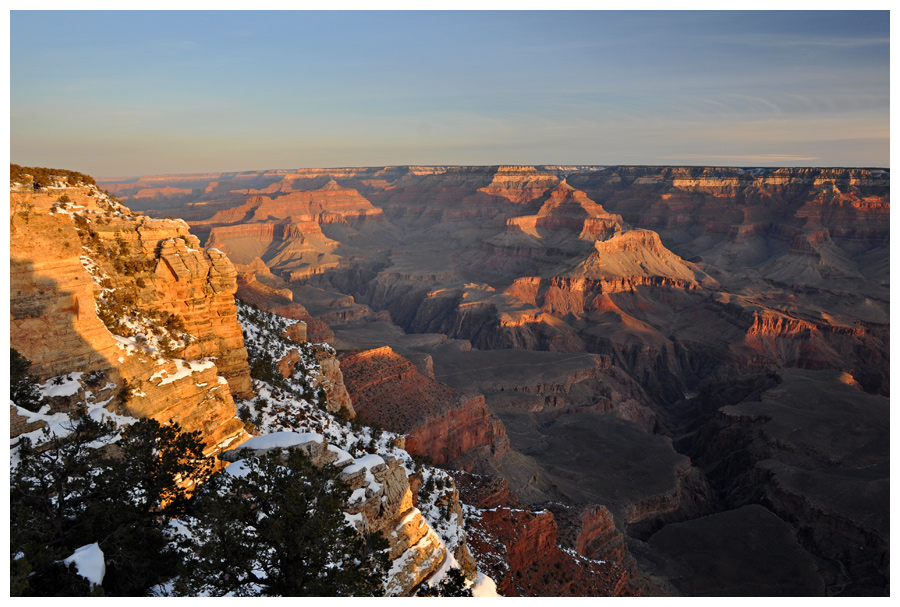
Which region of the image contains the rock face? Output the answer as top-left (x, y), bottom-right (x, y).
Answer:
top-left (274, 344), bottom-right (354, 415)
top-left (9, 185), bottom-right (250, 454)
top-left (464, 503), bottom-right (635, 596)
top-left (338, 346), bottom-right (509, 470)
top-left (453, 471), bottom-right (637, 596)
top-left (11, 211), bottom-right (121, 378)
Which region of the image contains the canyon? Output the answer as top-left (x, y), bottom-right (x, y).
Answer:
top-left (9, 180), bottom-right (500, 596)
top-left (18, 164), bottom-right (887, 596)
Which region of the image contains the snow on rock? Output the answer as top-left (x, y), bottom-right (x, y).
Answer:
top-left (327, 444), bottom-right (353, 466)
top-left (471, 571), bottom-right (500, 597)
top-left (224, 459), bottom-right (253, 478)
top-left (342, 453), bottom-right (385, 475)
top-left (238, 431), bottom-right (324, 451)
top-left (62, 543), bottom-right (106, 588)
top-left (40, 372), bottom-right (84, 398)
top-left (384, 523), bottom-right (448, 597)
top-left (149, 358), bottom-right (216, 386)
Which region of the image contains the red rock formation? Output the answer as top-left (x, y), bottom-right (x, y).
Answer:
top-left (338, 346), bottom-right (508, 470)
top-left (576, 506), bottom-right (628, 563)
top-left (451, 473), bottom-right (638, 597)
top-left (194, 180), bottom-right (382, 229)
top-left (465, 506), bottom-right (635, 596)
top-left (507, 180), bottom-right (623, 235)
top-left (475, 165), bottom-right (558, 204)
top-left (131, 186), bottom-right (193, 199)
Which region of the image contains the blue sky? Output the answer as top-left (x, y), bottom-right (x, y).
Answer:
top-left (9, 10), bottom-right (890, 177)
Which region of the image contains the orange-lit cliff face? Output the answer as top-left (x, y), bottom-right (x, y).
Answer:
top-left (10, 185), bottom-right (251, 455)
top-left (100, 165), bottom-right (889, 596)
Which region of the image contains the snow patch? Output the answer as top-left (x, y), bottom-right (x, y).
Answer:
top-left (238, 431), bottom-right (323, 451)
top-left (327, 444), bottom-right (353, 465)
top-left (342, 453), bottom-right (384, 474)
top-left (62, 543), bottom-right (105, 587)
top-left (40, 372), bottom-right (84, 398)
top-left (224, 460), bottom-right (253, 477)
top-left (471, 571), bottom-right (500, 597)
top-left (149, 359), bottom-right (215, 386)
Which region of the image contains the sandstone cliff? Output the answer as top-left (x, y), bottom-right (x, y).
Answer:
top-left (10, 183), bottom-right (250, 455)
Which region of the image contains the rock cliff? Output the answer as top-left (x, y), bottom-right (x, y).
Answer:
top-left (10, 183), bottom-right (250, 454)
top-left (338, 346), bottom-right (509, 470)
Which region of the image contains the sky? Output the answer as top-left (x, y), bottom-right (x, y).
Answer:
top-left (8, 9), bottom-right (891, 177)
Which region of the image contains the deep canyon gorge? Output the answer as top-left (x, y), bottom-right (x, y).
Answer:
top-left (10, 164), bottom-right (888, 596)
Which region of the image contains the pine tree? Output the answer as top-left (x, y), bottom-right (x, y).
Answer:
top-left (416, 568), bottom-right (473, 597)
top-left (178, 447), bottom-right (389, 596)
top-left (10, 412), bottom-right (119, 596)
top-left (10, 413), bottom-right (212, 596)
top-left (11, 348), bottom-right (43, 412)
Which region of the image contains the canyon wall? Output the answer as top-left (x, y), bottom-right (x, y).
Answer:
top-left (10, 185), bottom-right (250, 454)
top-left (338, 346), bottom-right (509, 470)
top-left (98, 165), bottom-right (890, 596)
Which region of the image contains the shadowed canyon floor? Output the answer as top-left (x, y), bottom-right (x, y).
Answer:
top-left (102, 165), bottom-right (889, 596)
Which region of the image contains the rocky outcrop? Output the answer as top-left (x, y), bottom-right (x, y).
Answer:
top-left (338, 346), bottom-right (509, 470)
top-left (464, 505), bottom-right (635, 596)
top-left (9, 185), bottom-right (251, 454)
top-left (218, 432), bottom-right (454, 596)
top-left (152, 237), bottom-right (252, 397)
top-left (474, 165), bottom-right (558, 204)
top-left (507, 180), bottom-right (623, 237)
top-left (311, 349), bottom-right (352, 413)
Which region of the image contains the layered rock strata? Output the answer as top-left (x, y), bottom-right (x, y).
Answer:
top-left (99, 165), bottom-right (890, 596)
top-left (337, 346), bottom-right (509, 470)
top-left (10, 185), bottom-right (250, 454)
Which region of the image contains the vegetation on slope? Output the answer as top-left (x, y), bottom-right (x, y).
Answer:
top-left (11, 163), bottom-right (96, 187)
